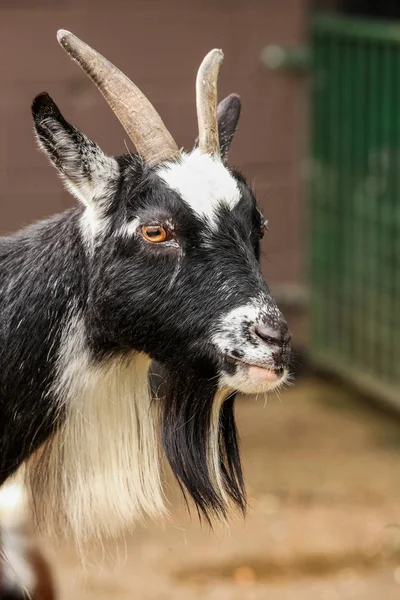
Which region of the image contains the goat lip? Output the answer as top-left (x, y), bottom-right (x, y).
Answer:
top-left (225, 354), bottom-right (285, 380)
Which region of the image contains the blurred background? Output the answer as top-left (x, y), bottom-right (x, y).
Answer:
top-left (1, 0), bottom-right (400, 598)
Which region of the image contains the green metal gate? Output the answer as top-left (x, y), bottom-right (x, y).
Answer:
top-left (310, 14), bottom-right (400, 407)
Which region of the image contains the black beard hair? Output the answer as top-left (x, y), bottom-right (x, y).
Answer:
top-left (158, 366), bottom-right (246, 523)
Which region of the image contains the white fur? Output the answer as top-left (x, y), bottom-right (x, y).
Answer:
top-left (25, 312), bottom-right (165, 543)
top-left (117, 217), bottom-right (140, 238)
top-left (80, 205), bottom-right (109, 241)
top-left (0, 481), bottom-right (36, 594)
top-left (208, 389), bottom-right (230, 507)
top-left (157, 148), bottom-right (241, 226)
top-left (213, 297), bottom-right (288, 394)
top-left (76, 152), bottom-right (119, 240)
top-left (0, 481), bottom-right (25, 527)
top-left (61, 155), bottom-right (119, 210)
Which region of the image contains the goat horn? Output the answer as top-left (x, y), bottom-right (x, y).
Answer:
top-left (57, 30), bottom-right (180, 166)
top-left (196, 49), bottom-right (224, 157)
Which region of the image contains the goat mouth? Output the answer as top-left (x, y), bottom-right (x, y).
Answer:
top-left (225, 354), bottom-right (286, 382)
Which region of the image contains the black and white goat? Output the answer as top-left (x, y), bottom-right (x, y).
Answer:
top-left (0, 30), bottom-right (291, 545)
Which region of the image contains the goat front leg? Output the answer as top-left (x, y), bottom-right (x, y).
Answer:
top-left (0, 480), bottom-right (56, 600)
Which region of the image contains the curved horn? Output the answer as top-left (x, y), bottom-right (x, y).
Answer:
top-left (196, 49), bottom-right (224, 157)
top-left (57, 30), bottom-right (179, 166)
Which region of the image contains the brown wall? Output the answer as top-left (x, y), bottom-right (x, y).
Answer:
top-left (0, 0), bottom-right (308, 286)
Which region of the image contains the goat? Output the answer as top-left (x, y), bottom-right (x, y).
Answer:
top-left (0, 30), bottom-right (292, 545)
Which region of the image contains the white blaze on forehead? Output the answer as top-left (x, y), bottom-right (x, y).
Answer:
top-left (157, 148), bottom-right (241, 225)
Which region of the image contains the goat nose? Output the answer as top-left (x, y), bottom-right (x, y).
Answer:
top-left (254, 322), bottom-right (292, 347)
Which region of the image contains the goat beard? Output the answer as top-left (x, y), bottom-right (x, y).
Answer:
top-left (158, 365), bottom-right (246, 522)
top-left (22, 354), bottom-right (245, 544)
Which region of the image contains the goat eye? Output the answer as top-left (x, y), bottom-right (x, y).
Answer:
top-left (259, 224), bottom-right (266, 239)
top-left (141, 225), bottom-right (168, 243)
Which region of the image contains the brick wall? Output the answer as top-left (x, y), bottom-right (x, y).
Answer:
top-left (0, 0), bottom-right (308, 287)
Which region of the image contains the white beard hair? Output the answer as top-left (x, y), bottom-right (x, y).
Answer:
top-left (208, 388), bottom-right (232, 510)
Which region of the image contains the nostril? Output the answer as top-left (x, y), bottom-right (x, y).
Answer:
top-left (254, 323), bottom-right (281, 346)
top-left (254, 323), bottom-right (292, 347)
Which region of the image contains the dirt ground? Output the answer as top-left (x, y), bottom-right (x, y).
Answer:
top-left (44, 377), bottom-right (400, 599)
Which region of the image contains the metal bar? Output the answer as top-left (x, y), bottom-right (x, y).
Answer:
top-left (312, 14), bottom-right (400, 43)
top-left (309, 14), bottom-right (400, 407)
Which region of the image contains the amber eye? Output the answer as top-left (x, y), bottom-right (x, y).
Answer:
top-left (141, 225), bottom-right (168, 243)
top-left (259, 224), bottom-right (266, 239)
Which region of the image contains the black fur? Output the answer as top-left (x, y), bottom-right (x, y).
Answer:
top-left (0, 211), bottom-right (87, 484)
top-left (160, 364), bottom-right (245, 522)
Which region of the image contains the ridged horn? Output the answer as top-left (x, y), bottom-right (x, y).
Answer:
top-left (196, 49), bottom-right (224, 157)
top-left (57, 29), bottom-right (180, 166)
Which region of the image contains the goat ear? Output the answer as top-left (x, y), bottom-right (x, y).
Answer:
top-left (216, 94), bottom-right (241, 161)
top-left (193, 93), bottom-right (241, 162)
top-left (32, 93), bottom-right (119, 208)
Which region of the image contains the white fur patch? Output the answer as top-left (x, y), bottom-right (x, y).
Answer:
top-left (61, 154), bottom-right (119, 210)
top-left (213, 298), bottom-right (289, 394)
top-left (208, 389), bottom-right (231, 507)
top-left (0, 481), bottom-right (36, 594)
top-left (80, 204), bottom-right (109, 241)
top-left (0, 481), bottom-right (26, 527)
top-left (157, 148), bottom-right (241, 226)
top-left (25, 312), bottom-right (165, 543)
top-left (78, 153), bottom-right (119, 240)
top-left (117, 217), bottom-right (140, 238)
